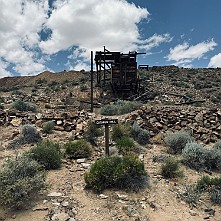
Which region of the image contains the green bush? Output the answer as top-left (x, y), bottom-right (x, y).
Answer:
top-left (181, 185), bottom-right (200, 206)
top-left (64, 139), bottom-right (93, 159)
top-left (182, 142), bottom-right (221, 171)
top-left (29, 140), bottom-right (61, 170)
top-left (164, 131), bottom-right (193, 154)
top-left (42, 121), bottom-right (55, 134)
top-left (210, 187), bottom-right (221, 205)
top-left (213, 140), bottom-right (221, 150)
top-left (100, 104), bottom-right (119, 115)
top-left (196, 176), bottom-right (221, 192)
top-left (84, 155), bottom-right (148, 192)
top-left (136, 129), bottom-right (149, 145)
top-left (112, 124), bottom-right (130, 141)
top-left (131, 122), bottom-right (150, 145)
top-left (21, 124), bottom-right (41, 144)
top-left (8, 124), bottom-right (41, 148)
top-left (0, 96), bottom-right (4, 103)
top-left (161, 157), bottom-right (183, 179)
top-left (196, 176), bottom-right (221, 205)
top-left (100, 100), bottom-right (142, 115)
top-left (116, 136), bottom-right (135, 154)
top-left (182, 142), bottom-right (208, 170)
top-left (84, 120), bottom-right (103, 140)
top-left (12, 100), bottom-right (37, 112)
top-left (0, 155), bottom-right (45, 208)
top-left (207, 148), bottom-right (221, 171)
top-left (44, 104), bottom-right (51, 109)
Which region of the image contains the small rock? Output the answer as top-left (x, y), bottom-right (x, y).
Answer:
top-left (81, 163), bottom-right (90, 169)
top-left (11, 118), bottom-right (22, 127)
top-left (99, 194), bottom-right (108, 199)
top-left (189, 210), bottom-right (198, 216)
top-left (52, 202), bottom-right (61, 206)
top-left (72, 208), bottom-right (77, 215)
top-left (32, 204), bottom-right (48, 211)
top-left (117, 193), bottom-right (128, 200)
top-left (47, 192), bottom-right (62, 197)
top-left (56, 212), bottom-right (70, 221)
top-left (76, 158), bottom-right (86, 164)
top-left (69, 218), bottom-right (76, 221)
top-left (62, 201), bottom-right (69, 207)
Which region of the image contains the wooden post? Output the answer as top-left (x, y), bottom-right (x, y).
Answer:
top-left (104, 46), bottom-right (106, 87)
top-left (95, 119), bottom-right (118, 157)
top-left (105, 124), bottom-right (109, 157)
top-left (90, 51), bottom-right (93, 113)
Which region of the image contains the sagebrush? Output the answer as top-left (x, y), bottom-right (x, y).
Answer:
top-left (164, 131), bottom-right (193, 154)
top-left (12, 100), bottom-right (37, 112)
top-left (0, 155), bottom-right (45, 208)
top-left (161, 157), bottom-right (183, 179)
top-left (64, 139), bottom-right (93, 159)
top-left (8, 124), bottom-right (41, 148)
top-left (84, 155), bottom-right (148, 192)
top-left (28, 140), bottom-right (61, 170)
top-left (42, 121), bottom-right (55, 134)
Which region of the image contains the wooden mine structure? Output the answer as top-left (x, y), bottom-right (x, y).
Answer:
top-left (95, 46), bottom-right (145, 95)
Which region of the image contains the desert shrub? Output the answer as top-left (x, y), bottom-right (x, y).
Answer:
top-left (182, 142), bottom-right (209, 170)
top-left (112, 124), bottom-right (130, 141)
top-left (100, 104), bottom-right (119, 115)
top-left (196, 176), bottom-right (221, 192)
top-left (42, 121), bottom-right (55, 134)
top-left (136, 129), bottom-right (149, 145)
top-left (0, 96), bottom-right (4, 103)
top-left (12, 100), bottom-right (37, 112)
top-left (28, 140), bottom-right (61, 170)
top-left (181, 185), bottom-right (200, 206)
top-left (0, 155), bottom-right (45, 208)
top-left (21, 124), bottom-right (41, 144)
top-left (161, 157), bottom-right (183, 179)
top-left (8, 124), bottom-right (41, 148)
top-left (100, 100), bottom-right (142, 115)
top-left (84, 120), bottom-right (103, 140)
top-left (196, 176), bottom-right (221, 205)
top-left (210, 187), bottom-right (221, 205)
top-left (84, 155), bottom-right (148, 192)
top-left (164, 131), bottom-right (193, 154)
top-left (207, 148), bottom-right (221, 171)
top-left (44, 104), bottom-right (51, 109)
top-left (116, 136), bottom-right (135, 154)
top-left (131, 122), bottom-right (149, 145)
top-left (36, 78), bottom-right (47, 85)
top-left (64, 139), bottom-right (93, 159)
top-left (183, 142), bottom-right (221, 171)
top-left (213, 140), bottom-right (221, 150)
top-left (0, 104), bottom-right (3, 110)
top-left (131, 122), bottom-right (142, 139)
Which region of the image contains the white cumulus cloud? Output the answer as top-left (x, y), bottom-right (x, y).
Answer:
top-left (0, 0), bottom-right (48, 76)
top-left (166, 40), bottom-right (217, 66)
top-left (0, 59), bottom-right (11, 78)
top-left (40, 0), bottom-right (171, 60)
top-left (208, 53), bottom-right (221, 68)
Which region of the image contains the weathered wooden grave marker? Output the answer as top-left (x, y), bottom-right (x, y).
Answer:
top-left (95, 119), bottom-right (118, 157)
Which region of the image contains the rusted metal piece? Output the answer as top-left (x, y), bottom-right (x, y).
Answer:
top-left (94, 46), bottom-right (145, 96)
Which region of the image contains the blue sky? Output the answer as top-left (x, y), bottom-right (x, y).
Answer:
top-left (0, 0), bottom-right (221, 78)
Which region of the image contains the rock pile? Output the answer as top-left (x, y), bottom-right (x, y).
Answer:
top-left (127, 105), bottom-right (221, 143)
top-left (0, 110), bottom-right (93, 138)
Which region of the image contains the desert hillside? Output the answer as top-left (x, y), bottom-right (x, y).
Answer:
top-left (0, 67), bottom-right (221, 221)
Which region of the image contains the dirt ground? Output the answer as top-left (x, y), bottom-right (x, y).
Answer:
top-left (1, 125), bottom-right (221, 221)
